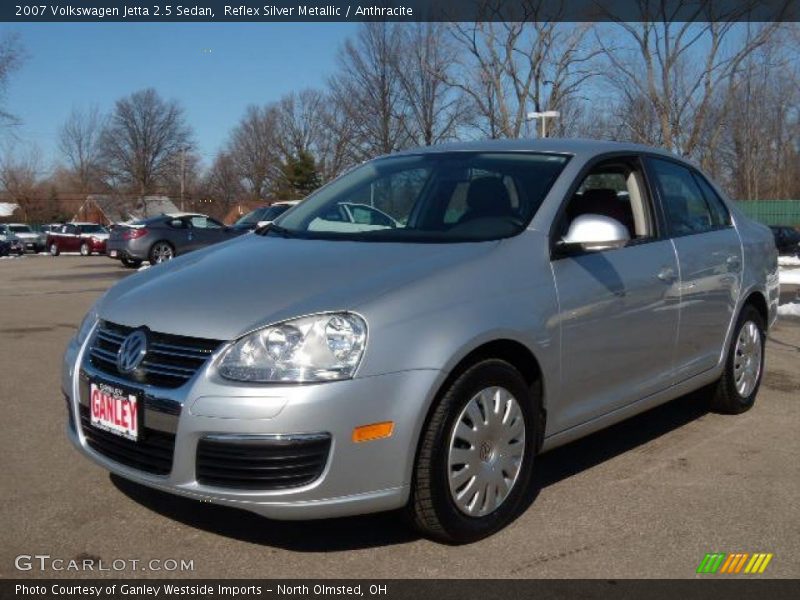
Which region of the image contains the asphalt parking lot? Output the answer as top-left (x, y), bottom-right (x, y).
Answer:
top-left (1, 255), bottom-right (798, 579)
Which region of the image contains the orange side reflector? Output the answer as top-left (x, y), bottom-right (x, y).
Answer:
top-left (352, 421), bottom-right (394, 443)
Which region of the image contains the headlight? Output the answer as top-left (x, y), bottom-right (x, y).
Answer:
top-left (76, 300), bottom-right (101, 345)
top-left (217, 312), bottom-right (367, 383)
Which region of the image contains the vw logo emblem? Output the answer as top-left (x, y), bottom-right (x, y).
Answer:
top-left (116, 330), bottom-right (148, 374)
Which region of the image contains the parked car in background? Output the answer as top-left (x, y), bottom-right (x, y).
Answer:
top-left (231, 200), bottom-right (300, 232)
top-left (107, 213), bottom-right (244, 268)
top-left (0, 223), bottom-right (45, 253)
top-left (769, 225), bottom-right (800, 256)
top-left (47, 223), bottom-right (109, 256)
top-left (64, 139), bottom-right (778, 543)
top-left (0, 237), bottom-right (25, 256)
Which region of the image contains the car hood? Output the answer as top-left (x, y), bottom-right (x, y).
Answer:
top-left (13, 232), bottom-right (40, 239)
top-left (85, 232), bottom-right (110, 240)
top-left (100, 233), bottom-right (497, 341)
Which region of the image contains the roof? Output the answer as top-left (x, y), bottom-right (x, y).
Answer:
top-left (0, 202), bottom-right (19, 217)
top-left (393, 138), bottom-right (679, 160)
top-left (86, 195), bottom-right (180, 223)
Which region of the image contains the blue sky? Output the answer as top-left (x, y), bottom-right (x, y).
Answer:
top-left (3, 23), bottom-right (357, 170)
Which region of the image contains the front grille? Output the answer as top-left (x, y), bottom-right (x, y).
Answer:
top-left (88, 321), bottom-right (221, 388)
top-left (196, 434), bottom-right (332, 490)
top-left (79, 405), bottom-right (176, 475)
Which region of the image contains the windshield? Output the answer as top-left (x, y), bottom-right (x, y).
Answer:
top-left (235, 209), bottom-right (262, 225)
top-left (270, 152), bottom-right (569, 242)
top-left (10, 225), bottom-right (32, 233)
top-left (237, 204), bottom-right (292, 225)
top-left (81, 224), bottom-right (105, 233)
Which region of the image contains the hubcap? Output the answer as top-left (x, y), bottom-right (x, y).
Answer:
top-left (153, 244), bottom-right (173, 263)
top-left (734, 320), bottom-right (762, 398)
top-left (447, 386), bottom-right (526, 518)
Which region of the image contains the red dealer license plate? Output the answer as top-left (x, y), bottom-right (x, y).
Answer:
top-left (90, 382), bottom-right (140, 441)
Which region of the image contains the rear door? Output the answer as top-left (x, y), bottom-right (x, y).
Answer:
top-left (549, 155), bottom-right (681, 433)
top-left (644, 157), bottom-right (742, 381)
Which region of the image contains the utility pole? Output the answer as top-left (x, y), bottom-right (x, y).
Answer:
top-left (179, 147), bottom-right (186, 212)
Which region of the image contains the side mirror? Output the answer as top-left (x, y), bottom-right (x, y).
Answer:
top-left (256, 220), bottom-right (271, 229)
top-left (559, 214), bottom-right (630, 253)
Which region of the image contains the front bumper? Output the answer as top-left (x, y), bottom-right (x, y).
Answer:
top-left (63, 333), bottom-right (441, 520)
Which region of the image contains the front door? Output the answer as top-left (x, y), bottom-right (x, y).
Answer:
top-left (549, 155), bottom-right (680, 433)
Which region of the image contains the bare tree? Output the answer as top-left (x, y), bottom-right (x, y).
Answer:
top-left (202, 151), bottom-right (245, 213)
top-left (98, 88), bottom-right (192, 214)
top-left (274, 89), bottom-right (327, 158)
top-left (394, 23), bottom-right (467, 146)
top-left (448, 3), bottom-right (599, 138)
top-left (596, 3), bottom-right (780, 156)
top-left (717, 30), bottom-right (800, 200)
top-left (58, 106), bottom-right (104, 193)
top-left (0, 145), bottom-right (43, 221)
top-left (227, 104), bottom-right (281, 200)
top-left (329, 23), bottom-right (409, 158)
top-left (0, 33), bottom-right (24, 128)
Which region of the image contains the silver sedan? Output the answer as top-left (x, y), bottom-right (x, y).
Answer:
top-left (63, 139), bottom-right (779, 543)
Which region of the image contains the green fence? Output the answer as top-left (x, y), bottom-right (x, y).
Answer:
top-left (735, 200), bottom-right (800, 226)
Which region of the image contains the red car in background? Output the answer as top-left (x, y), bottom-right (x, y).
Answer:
top-left (47, 223), bottom-right (110, 256)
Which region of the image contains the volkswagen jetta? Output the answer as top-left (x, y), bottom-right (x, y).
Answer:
top-left (63, 140), bottom-right (779, 543)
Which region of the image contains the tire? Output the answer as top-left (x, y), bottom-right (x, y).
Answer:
top-left (148, 241), bottom-right (175, 265)
top-left (408, 359), bottom-right (540, 544)
top-left (49, 243), bottom-right (60, 257)
top-left (80, 242), bottom-right (91, 256)
top-left (120, 257), bottom-right (143, 269)
top-left (709, 305), bottom-right (766, 415)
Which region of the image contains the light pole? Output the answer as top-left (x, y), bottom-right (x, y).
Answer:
top-left (526, 110), bottom-right (560, 138)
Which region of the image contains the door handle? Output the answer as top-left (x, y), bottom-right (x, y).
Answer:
top-left (657, 267), bottom-right (677, 283)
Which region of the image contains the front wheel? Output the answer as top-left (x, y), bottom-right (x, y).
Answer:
top-left (149, 241), bottom-right (174, 265)
top-left (709, 305), bottom-right (766, 414)
top-left (408, 359), bottom-right (540, 544)
top-left (49, 243), bottom-right (60, 257)
top-left (80, 242), bottom-right (91, 256)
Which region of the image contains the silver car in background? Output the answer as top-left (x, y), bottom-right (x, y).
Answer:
top-left (63, 140), bottom-right (778, 543)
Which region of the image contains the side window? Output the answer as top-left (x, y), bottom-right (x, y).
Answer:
top-left (189, 216), bottom-right (220, 229)
top-left (168, 219), bottom-right (186, 229)
top-left (692, 172), bottom-right (731, 228)
top-left (648, 158), bottom-right (713, 236)
top-left (561, 157), bottom-right (654, 241)
top-left (65, 225), bottom-right (78, 235)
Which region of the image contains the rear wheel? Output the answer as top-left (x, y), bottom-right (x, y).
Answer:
top-left (408, 359), bottom-right (540, 544)
top-left (49, 243), bottom-right (60, 257)
top-left (709, 305), bottom-right (766, 414)
top-left (80, 242), bottom-right (91, 256)
top-left (120, 257), bottom-right (142, 269)
top-left (149, 241), bottom-right (174, 265)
